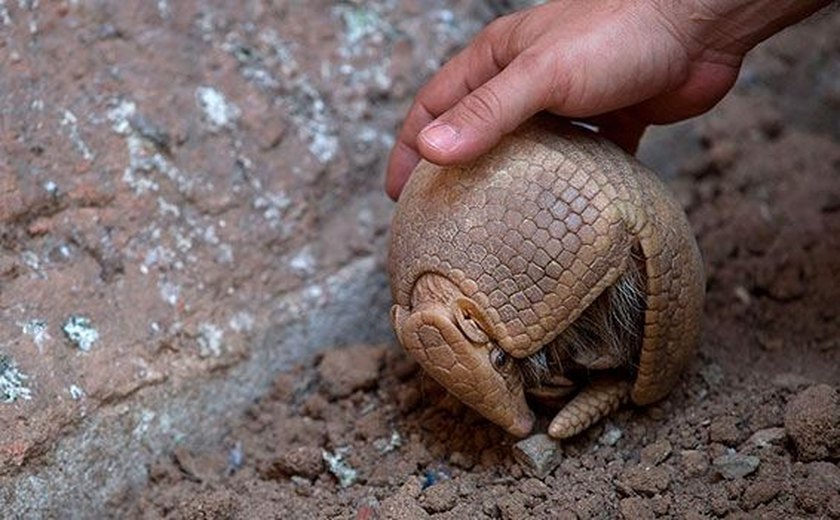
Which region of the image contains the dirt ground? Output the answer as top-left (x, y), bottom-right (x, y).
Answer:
top-left (132, 8), bottom-right (840, 520)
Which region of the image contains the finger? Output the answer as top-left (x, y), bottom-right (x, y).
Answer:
top-left (417, 16), bottom-right (517, 116)
top-left (384, 18), bottom-right (520, 200)
top-left (417, 50), bottom-right (554, 165)
top-left (385, 139), bottom-right (422, 200)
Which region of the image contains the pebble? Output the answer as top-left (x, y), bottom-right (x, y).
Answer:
top-left (793, 462), bottom-right (840, 513)
top-left (680, 450), bottom-right (709, 478)
top-left (622, 464), bottom-right (672, 495)
top-left (317, 345), bottom-right (386, 399)
top-left (421, 479), bottom-right (457, 513)
top-left (743, 427), bottom-right (786, 449)
top-left (519, 477), bottom-right (549, 499)
top-left (712, 453), bottom-right (760, 479)
top-left (709, 415), bottom-right (742, 446)
top-left (271, 446), bottom-right (324, 479)
top-left (741, 477), bottom-right (782, 510)
top-left (784, 384), bottom-right (840, 462)
top-left (640, 439), bottom-right (673, 466)
top-left (512, 434), bottom-right (562, 478)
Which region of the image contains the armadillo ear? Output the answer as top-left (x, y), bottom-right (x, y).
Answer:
top-left (453, 297), bottom-right (494, 344)
top-left (452, 298), bottom-right (489, 344)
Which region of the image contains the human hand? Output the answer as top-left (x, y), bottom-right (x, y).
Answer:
top-left (385, 0), bottom-right (830, 200)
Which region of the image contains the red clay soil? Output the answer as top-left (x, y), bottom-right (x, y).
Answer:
top-left (132, 9), bottom-right (840, 520)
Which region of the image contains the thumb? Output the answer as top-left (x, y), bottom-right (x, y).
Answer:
top-left (417, 53), bottom-right (553, 165)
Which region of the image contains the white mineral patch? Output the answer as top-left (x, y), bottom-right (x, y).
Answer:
top-left (0, 1), bottom-right (11, 26)
top-left (289, 248), bottom-right (316, 276)
top-left (0, 357), bottom-right (32, 403)
top-left (229, 312), bottom-right (254, 333)
top-left (69, 384), bottom-right (85, 400)
top-left (158, 279), bottom-right (181, 306)
top-left (21, 251), bottom-right (40, 270)
top-left (253, 191), bottom-right (290, 225)
top-left (323, 448), bottom-right (358, 488)
top-left (336, 5), bottom-right (386, 45)
top-left (197, 323), bottom-right (224, 357)
top-left (195, 86), bottom-right (240, 130)
top-left (157, 0), bottom-right (169, 19)
top-left (21, 319), bottom-right (50, 351)
top-left (62, 316), bottom-right (100, 352)
top-left (107, 99), bottom-right (137, 135)
top-left (157, 197), bottom-right (181, 217)
top-left (60, 110), bottom-right (93, 160)
top-left (248, 30), bottom-right (338, 163)
top-left (107, 98), bottom-right (191, 195)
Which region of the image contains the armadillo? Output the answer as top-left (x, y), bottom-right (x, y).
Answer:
top-left (388, 117), bottom-right (704, 439)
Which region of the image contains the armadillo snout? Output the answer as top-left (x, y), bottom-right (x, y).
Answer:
top-left (390, 275), bottom-right (535, 437)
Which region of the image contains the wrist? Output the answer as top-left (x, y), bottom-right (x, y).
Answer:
top-left (652, 0), bottom-right (833, 60)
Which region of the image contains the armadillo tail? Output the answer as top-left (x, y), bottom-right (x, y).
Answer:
top-left (548, 377), bottom-right (632, 439)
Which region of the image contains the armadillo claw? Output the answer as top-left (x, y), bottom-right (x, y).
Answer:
top-left (547, 377), bottom-right (632, 439)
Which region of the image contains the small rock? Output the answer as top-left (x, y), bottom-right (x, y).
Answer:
top-left (650, 494), bottom-right (671, 516)
top-left (709, 415), bottom-right (742, 446)
top-left (793, 463), bottom-right (840, 514)
top-left (680, 450), bottom-right (709, 477)
top-left (784, 384), bottom-right (840, 462)
top-left (512, 434), bottom-right (562, 478)
top-left (267, 446), bottom-right (324, 480)
top-left (421, 479), bottom-right (457, 513)
top-left (743, 427), bottom-right (786, 449)
top-left (519, 477), bottom-right (549, 499)
top-left (713, 453), bottom-right (760, 479)
top-left (381, 476), bottom-right (429, 520)
top-left (318, 345), bottom-right (386, 399)
top-left (622, 465), bottom-right (672, 495)
top-left (741, 477), bottom-right (782, 510)
top-left (709, 487), bottom-right (733, 516)
top-left (640, 439), bottom-right (673, 466)
top-left (497, 493), bottom-right (527, 520)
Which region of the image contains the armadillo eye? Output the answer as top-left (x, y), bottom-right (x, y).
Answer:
top-left (490, 347), bottom-right (511, 371)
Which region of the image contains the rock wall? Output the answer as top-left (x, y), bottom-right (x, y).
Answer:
top-left (0, 1), bottom-right (493, 515)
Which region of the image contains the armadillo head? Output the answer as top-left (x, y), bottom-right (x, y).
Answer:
top-left (391, 273), bottom-right (535, 437)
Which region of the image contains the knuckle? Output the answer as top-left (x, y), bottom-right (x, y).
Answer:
top-left (457, 87), bottom-right (505, 130)
top-left (481, 15), bottom-right (511, 43)
top-left (410, 91), bottom-right (436, 119)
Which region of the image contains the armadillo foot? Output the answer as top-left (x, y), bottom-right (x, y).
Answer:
top-left (547, 377), bottom-right (631, 439)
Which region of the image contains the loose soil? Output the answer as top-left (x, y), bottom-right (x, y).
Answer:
top-left (133, 8), bottom-right (840, 520)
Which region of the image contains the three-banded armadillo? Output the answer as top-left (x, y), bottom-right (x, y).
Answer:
top-left (388, 117), bottom-right (704, 439)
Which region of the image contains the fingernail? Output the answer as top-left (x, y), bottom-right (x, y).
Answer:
top-left (420, 122), bottom-right (460, 153)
